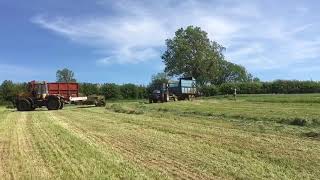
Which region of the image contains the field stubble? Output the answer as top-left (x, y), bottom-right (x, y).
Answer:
top-left (0, 94), bottom-right (319, 179)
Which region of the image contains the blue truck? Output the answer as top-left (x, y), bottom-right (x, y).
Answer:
top-left (149, 77), bottom-right (197, 103)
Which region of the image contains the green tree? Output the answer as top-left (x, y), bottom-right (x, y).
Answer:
top-left (149, 72), bottom-right (170, 86)
top-left (251, 77), bottom-right (260, 82)
top-left (0, 80), bottom-right (26, 102)
top-left (214, 60), bottom-right (253, 84)
top-left (162, 26), bottom-right (258, 85)
top-left (162, 26), bottom-right (225, 85)
top-left (120, 84), bottom-right (138, 99)
top-left (0, 80), bottom-right (15, 101)
top-left (56, 68), bottom-right (76, 82)
top-left (100, 83), bottom-right (122, 99)
top-left (137, 85), bottom-right (148, 99)
top-left (79, 83), bottom-right (99, 96)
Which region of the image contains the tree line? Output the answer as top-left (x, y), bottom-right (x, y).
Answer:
top-left (200, 80), bottom-right (320, 96)
top-left (0, 80), bottom-right (148, 105)
top-left (2, 80), bottom-right (320, 105)
top-left (80, 83), bottom-right (147, 100)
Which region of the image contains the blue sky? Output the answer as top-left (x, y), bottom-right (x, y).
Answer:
top-left (0, 0), bottom-right (319, 84)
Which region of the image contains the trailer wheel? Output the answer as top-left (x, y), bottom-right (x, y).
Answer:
top-left (17, 99), bottom-right (31, 111)
top-left (47, 98), bottom-right (61, 110)
top-left (99, 100), bottom-right (106, 107)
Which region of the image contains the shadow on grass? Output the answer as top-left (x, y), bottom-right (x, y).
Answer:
top-left (77, 106), bottom-right (97, 109)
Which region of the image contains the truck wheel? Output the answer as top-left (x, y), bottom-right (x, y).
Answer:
top-left (47, 98), bottom-right (61, 110)
top-left (17, 99), bottom-right (31, 111)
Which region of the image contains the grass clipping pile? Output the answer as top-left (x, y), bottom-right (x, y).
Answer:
top-left (105, 103), bottom-right (145, 115)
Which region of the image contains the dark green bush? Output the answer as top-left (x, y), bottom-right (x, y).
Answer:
top-left (200, 85), bottom-right (219, 96)
top-left (100, 83), bottom-right (122, 100)
top-left (214, 80), bottom-right (320, 95)
top-left (304, 132), bottom-right (320, 139)
top-left (79, 83), bottom-right (99, 96)
top-left (290, 118), bottom-right (308, 126)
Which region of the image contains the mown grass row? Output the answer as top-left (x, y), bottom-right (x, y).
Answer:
top-left (0, 108), bottom-right (163, 179)
top-left (73, 106), bottom-right (320, 179)
top-left (1, 94), bottom-right (320, 179)
top-left (107, 96), bottom-right (320, 127)
top-left (103, 96), bottom-right (320, 140)
top-left (236, 94), bottom-right (320, 103)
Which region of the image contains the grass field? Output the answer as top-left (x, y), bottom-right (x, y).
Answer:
top-left (0, 94), bottom-right (320, 179)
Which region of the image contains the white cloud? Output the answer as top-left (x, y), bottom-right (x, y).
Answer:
top-left (31, 0), bottom-right (320, 71)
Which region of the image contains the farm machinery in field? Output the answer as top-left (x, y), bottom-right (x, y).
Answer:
top-left (149, 77), bottom-right (197, 103)
top-left (15, 81), bottom-right (105, 111)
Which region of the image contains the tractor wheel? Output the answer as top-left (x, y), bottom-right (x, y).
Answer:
top-left (59, 100), bottom-right (64, 109)
top-left (47, 98), bottom-right (61, 110)
top-left (17, 99), bottom-right (31, 111)
top-left (27, 97), bottom-right (36, 110)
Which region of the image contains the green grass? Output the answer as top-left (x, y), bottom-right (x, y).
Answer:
top-left (0, 94), bottom-right (320, 179)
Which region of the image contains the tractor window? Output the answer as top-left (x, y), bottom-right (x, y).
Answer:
top-left (35, 83), bottom-right (48, 95)
top-left (40, 84), bottom-right (48, 94)
top-left (153, 90), bottom-right (161, 94)
top-left (36, 85), bottom-right (42, 95)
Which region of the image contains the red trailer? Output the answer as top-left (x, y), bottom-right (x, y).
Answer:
top-left (48, 82), bottom-right (80, 100)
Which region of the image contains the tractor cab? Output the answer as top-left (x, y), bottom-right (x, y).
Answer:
top-left (149, 83), bottom-right (174, 103)
top-left (28, 81), bottom-right (49, 99)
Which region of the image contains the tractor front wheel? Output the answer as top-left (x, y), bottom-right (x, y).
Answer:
top-left (47, 98), bottom-right (61, 110)
top-left (17, 99), bottom-right (31, 111)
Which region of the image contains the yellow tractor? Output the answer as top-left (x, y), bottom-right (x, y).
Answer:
top-left (15, 81), bottom-right (63, 111)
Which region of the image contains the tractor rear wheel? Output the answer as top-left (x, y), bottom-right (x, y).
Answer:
top-left (47, 98), bottom-right (61, 110)
top-left (17, 99), bottom-right (31, 111)
top-left (59, 100), bottom-right (64, 109)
